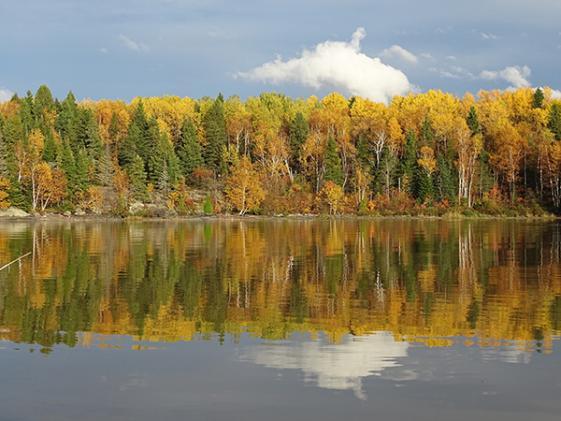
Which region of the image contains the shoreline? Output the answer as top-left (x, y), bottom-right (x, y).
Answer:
top-left (0, 212), bottom-right (558, 223)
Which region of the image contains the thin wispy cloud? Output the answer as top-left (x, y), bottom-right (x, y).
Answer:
top-left (480, 65), bottom-right (531, 88)
top-left (480, 32), bottom-right (499, 40)
top-left (237, 28), bottom-right (413, 103)
top-left (381, 45), bottom-right (418, 64)
top-left (119, 34), bottom-right (149, 53)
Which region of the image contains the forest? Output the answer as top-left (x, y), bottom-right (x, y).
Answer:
top-left (1, 86), bottom-right (561, 217)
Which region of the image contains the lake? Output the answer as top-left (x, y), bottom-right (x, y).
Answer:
top-left (0, 218), bottom-right (560, 420)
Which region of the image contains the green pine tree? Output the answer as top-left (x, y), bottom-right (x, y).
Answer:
top-left (176, 119), bottom-right (203, 177)
top-left (416, 167), bottom-right (433, 203)
top-left (60, 140), bottom-right (77, 192)
top-left (96, 146), bottom-right (114, 186)
top-left (203, 95), bottom-right (227, 175)
top-left (288, 112), bottom-right (308, 172)
top-left (74, 148), bottom-right (90, 193)
top-left (323, 135), bottom-right (344, 186)
top-left (118, 125), bottom-right (139, 167)
top-left (434, 152), bottom-right (456, 203)
top-left (55, 91), bottom-right (79, 144)
top-left (548, 103), bottom-right (561, 141)
top-left (533, 88), bottom-right (545, 109)
top-left (466, 106), bottom-right (481, 135)
top-left (401, 130), bottom-right (418, 196)
top-left (128, 154), bottom-right (148, 201)
top-left (42, 133), bottom-right (57, 163)
top-left (420, 117), bottom-right (435, 147)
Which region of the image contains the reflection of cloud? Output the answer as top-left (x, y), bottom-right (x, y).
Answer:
top-left (241, 332), bottom-right (409, 400)
top-left (481, 345), bottom-right (532, 364)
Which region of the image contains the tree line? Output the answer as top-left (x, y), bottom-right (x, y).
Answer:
top-left (1, 86), bottom-right (561, 216)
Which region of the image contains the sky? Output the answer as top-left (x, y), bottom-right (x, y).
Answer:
top-left (1, 0), bottom-right (560, 103)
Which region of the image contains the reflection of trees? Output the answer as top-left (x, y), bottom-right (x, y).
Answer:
top-left (0, 219), bottom-right (560, 353)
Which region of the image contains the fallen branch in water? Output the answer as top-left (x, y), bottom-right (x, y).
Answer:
top-left (0, 252), bottom-right (32, 272)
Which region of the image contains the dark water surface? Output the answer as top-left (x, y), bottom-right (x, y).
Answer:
top-left (0, 219), bottom-right (560, 420)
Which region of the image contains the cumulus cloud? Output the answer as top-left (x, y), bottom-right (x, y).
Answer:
top-left (119, 34), bottom-right (149, 52)
top-left (237, 28), bottom-right (413, 103)
top-left (0, 88), bottom-right (14, 103)
top-left (381, 45), bottom-right (418, 64)
top-left (480, 65), bottom-right (531, 88)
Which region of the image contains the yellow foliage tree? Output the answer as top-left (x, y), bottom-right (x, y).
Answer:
top-left (321, 180), bottom-right (345, 215)
top-left (225, 156), bottom-right (265, 215)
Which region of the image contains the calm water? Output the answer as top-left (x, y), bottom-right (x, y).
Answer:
top-left (1, 219), bottom-right (561, 420)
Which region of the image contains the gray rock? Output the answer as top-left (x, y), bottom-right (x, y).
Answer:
top-left (129, 202), bottom-right (145, 215)
top-left (0, 207), bottom-right (30, 218)
top-left (74, 208), bottom-right (86, 216)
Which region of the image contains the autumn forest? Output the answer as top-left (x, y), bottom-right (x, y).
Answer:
top-left (1, 86), bottom-right (561, 217)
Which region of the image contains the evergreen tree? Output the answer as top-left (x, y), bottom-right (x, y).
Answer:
top-left (20, 91), bottom-right (35, 135)
top-left (60, 140), bottom-right (76, 183)
top-left (401, 130), bottom-right (418, 195)
top-left (128, 154), bottom-right (148, 201)
top-left (288, 112), bottom-right (308, 172)
top-left (74, 148), bottom-right (90, 193)
top-left (533, 88), bottom-right (545, 109)
top-left (0, 116), bottom-right (8, 178)
top-left (356, 134), bottom-right (371, 169)
top-left (108, 112), bottom-right (121, 144)
top-left (416, 167), bottom-right (433, 203)
top-left (118, 126), bottom-right (139, 167)
top-left (420, 117), bottom-right (435, 147)
top-left (548, 103), bottom-right (561, 141)
top-left (96, 146), bottom-right (114, 186)
top-left (76, 109), bottom-right (102, 160)
top-left (434, 152), bottom-right (456, 203)
top-left (466, 106), bottom-right (481, 135)
top-left (126, 102), bottom-right (151, 163)
top-left (323, 135), bottom-right (344, 186)
top-left (55, 91), bottom-right (79, 144)
top-left (34, 85), bottom-right (55, 120)
top-left (146, 132), bottom-right (166, 184)
top-left (176, 119), bottom-right (203, 177)
top-left (203, 94), bottom-right (227, 175)
top-left (42, 133), bottom-right (57, 163)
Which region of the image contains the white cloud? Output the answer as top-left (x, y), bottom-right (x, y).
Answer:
top-left (381, 45), bottom-right (418, 64)
top-left (99, 47), bottom-right (108, 54)
top-left (480, 32), bottom-right (498, 40)
top-left (480, 65), bottom-right (531, 88)
top-left (550, 89), bottom-right (561, 99)
top-left (429, 65), bottom-right (474, 80)
top-left (237, 28), bottom-right (413, 104)
top-left (119, 34), bottom-right (149, 52)
top-left (0, 88), bottom-right (14, 103)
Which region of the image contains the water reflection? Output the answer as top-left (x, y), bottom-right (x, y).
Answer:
top-left (0, 219), bottom-right (560, 355)
top-left (241, 332), bottom-right (409, 399)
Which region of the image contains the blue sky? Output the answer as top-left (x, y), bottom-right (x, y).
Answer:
top-left (1, 0), bottom-right (560, 102)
